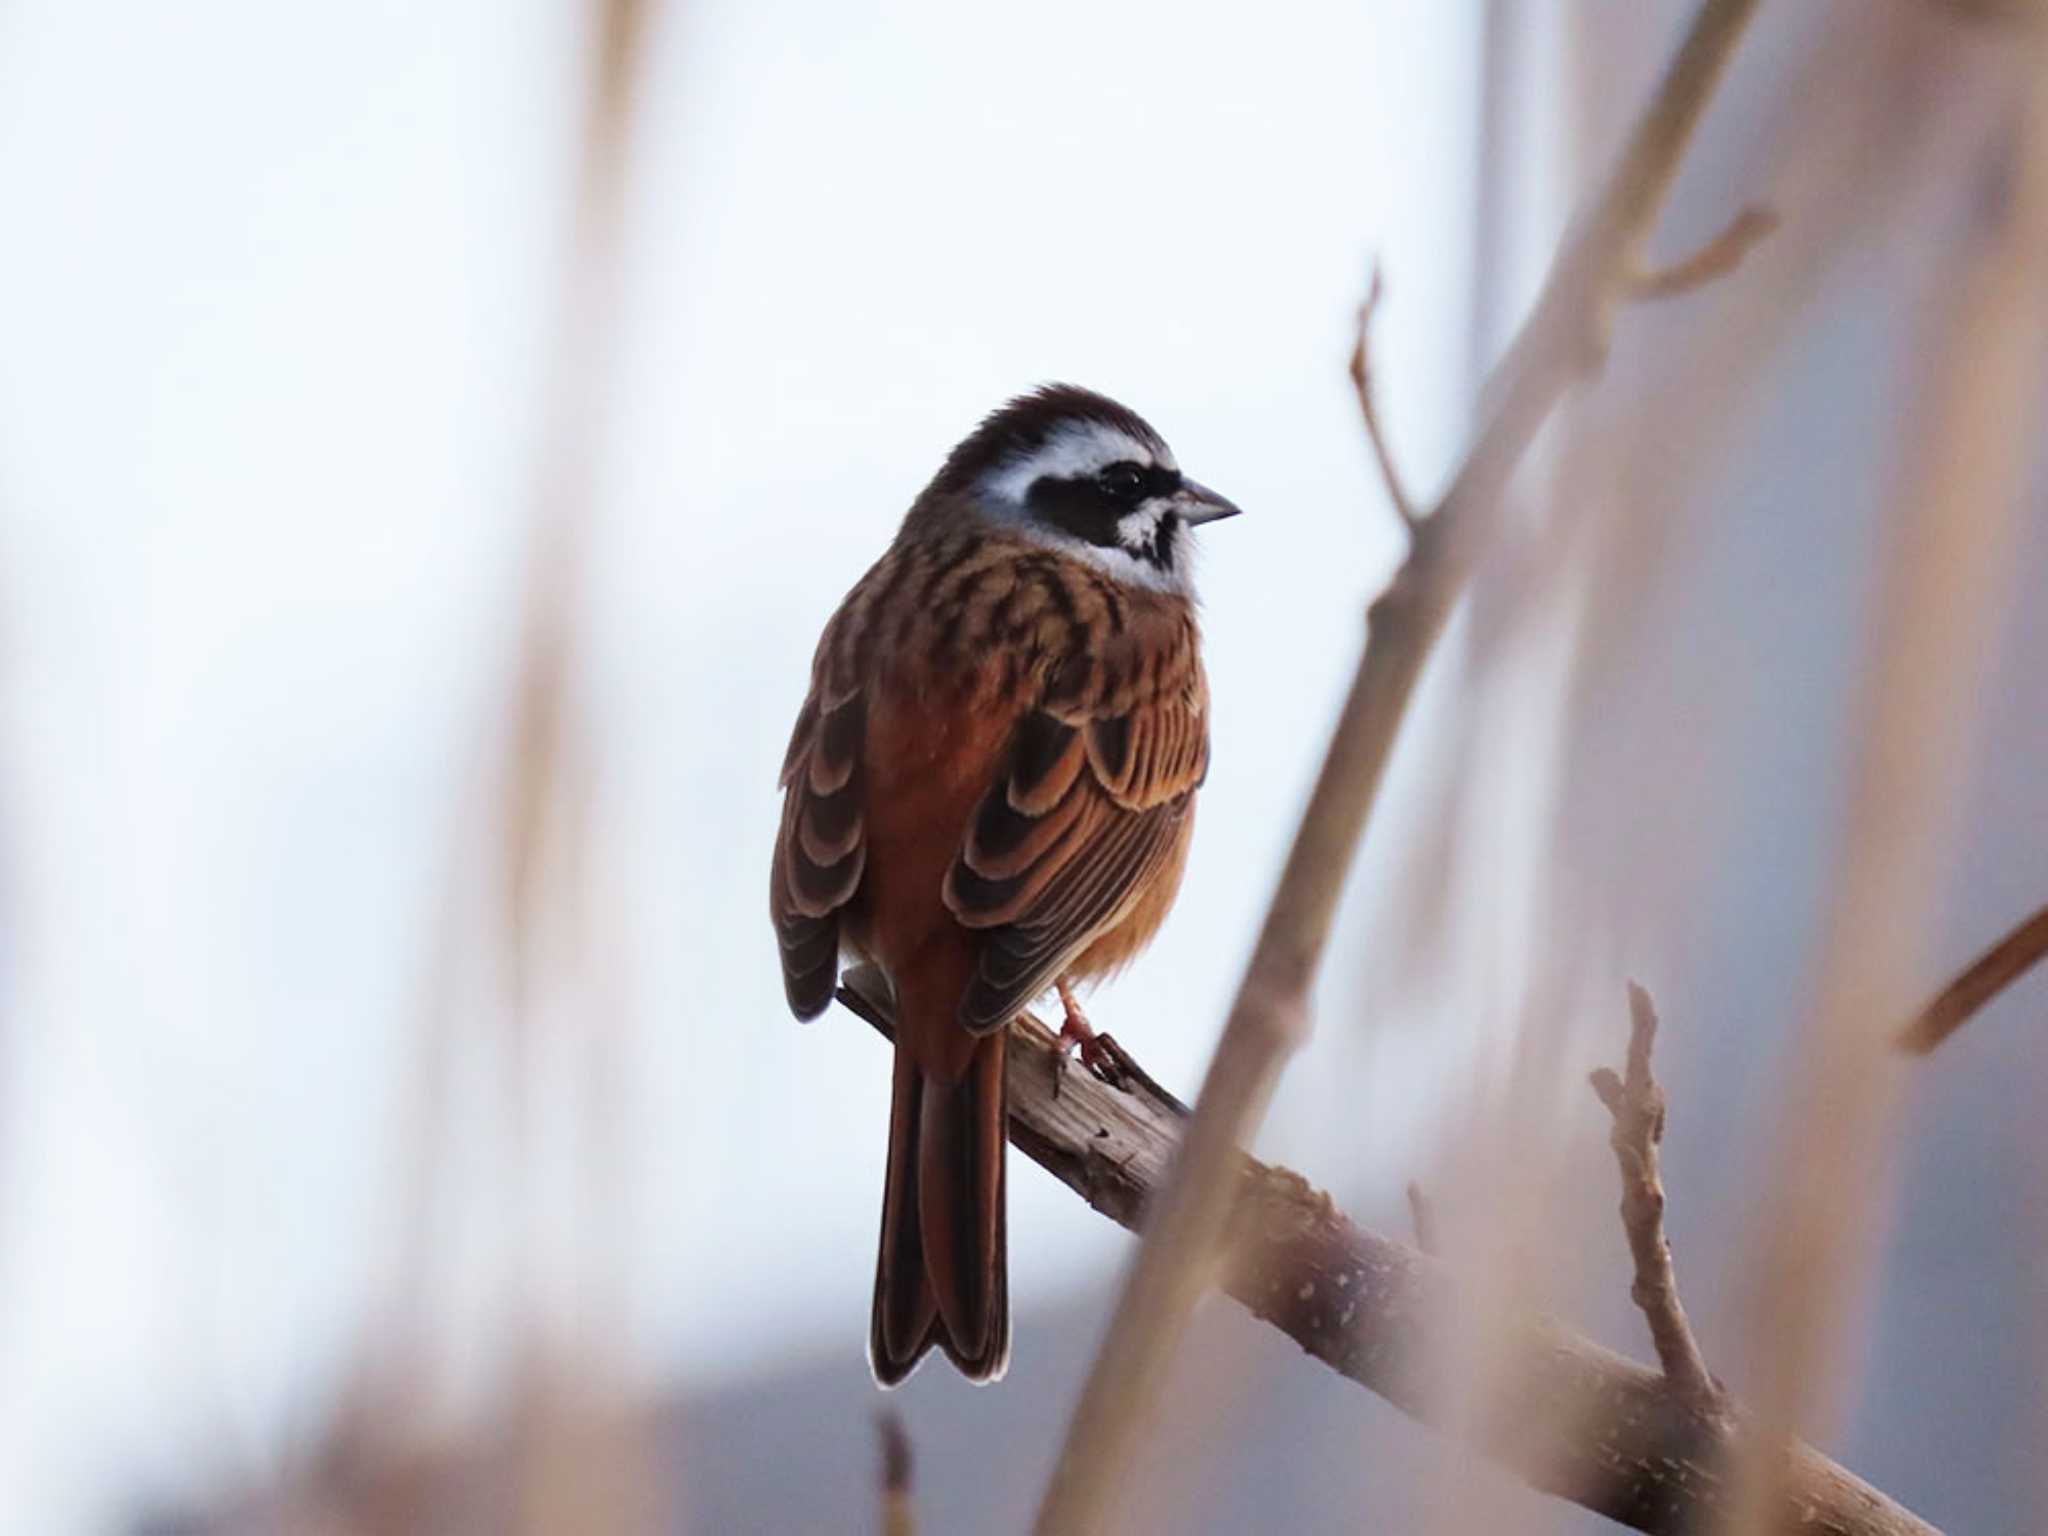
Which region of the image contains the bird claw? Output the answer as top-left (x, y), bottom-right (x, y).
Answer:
top-left (1077, 1031), bottom-right (1135, 1090)
top-left (1053, 982), bottom-right (1132, 1091)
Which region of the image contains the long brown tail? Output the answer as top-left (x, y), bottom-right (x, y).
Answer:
top-left (870, 1029), bottom-right (1009, 1385)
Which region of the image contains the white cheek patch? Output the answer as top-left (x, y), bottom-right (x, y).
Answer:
top-left (979, 421), bottom-right (1173, 504)
top-left (1115, 507), bottom-right (1161, 550)
top-left (1056, 536), bottom-right (1189, 593)
top-left (1013, 520), bottom-right (1193, 595)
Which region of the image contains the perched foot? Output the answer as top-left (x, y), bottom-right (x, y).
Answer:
top-left (1053, 979), bottom-right (1130, 1091)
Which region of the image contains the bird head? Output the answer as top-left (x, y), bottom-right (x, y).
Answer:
top-left (918, 384), bottom-right (1242, 593)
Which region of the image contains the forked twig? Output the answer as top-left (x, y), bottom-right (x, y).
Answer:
top-left (1588, 985), bottom-right (1720, 1403)
top-left (1032, 5), bottom-right (1771, 1531)
top-left (1625, 206), bottom-right (1780, 300)
top-left (1350, 262), bottom-right (1422, 530)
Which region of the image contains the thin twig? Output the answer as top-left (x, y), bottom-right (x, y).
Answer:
top-left (1405, 1180), bottom-right (1439, 1258)
top-left (877, 1411), bottom-right (915, 1536)
top-left (1030, 5), bottom-right (1768, 1531)
top-left (1895, 900), bottom-right (2048, 1053)
top-left (1624, 206), bottom-right (1780, 299)
top-left (1588, 985), bottom-right (1719, 1402)
top-left (837, 986), bottom-right (1939, 1536)
top-left (1350, 262), bottom-right (1421, 530)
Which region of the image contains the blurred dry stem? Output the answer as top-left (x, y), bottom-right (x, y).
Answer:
top-left (1935, 0), bottom-right (2048, 27)
top-left (878, 1411), bottom-right (917, 1536)
top-left (1032, 3), bottom-right (1766, 1531)
top-left (1589, 985), bottom-right (1718, 1404)
top-left (1730, 53), bottom-right (2048, 1535)
top-left (1895, 899), bottom-right (2048, 1053)
top-left (837, 982), bottom-right (1938, 1535)
top-left (1404, 1180), bottom-right (1439, 1257)
top-left (502, 0), bottom-right (653, 994)
top-left (326, 0), bottom-right (662, 1530)
top-left (500, 0), bottom-right (648, 1332)
top-left (494, 7), bottom-right (661, 1533)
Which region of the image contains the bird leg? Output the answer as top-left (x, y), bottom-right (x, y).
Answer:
top-left (1054, 978), bottom-right (1130, 1090)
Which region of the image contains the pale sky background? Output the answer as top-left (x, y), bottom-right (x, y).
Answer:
top-left (0, 3), bottom-right (1525, 1529)
top-left (6, 5), bottom-right (2044, 1534)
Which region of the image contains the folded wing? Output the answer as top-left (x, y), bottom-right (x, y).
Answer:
top-left (943, 671), bottom-right (1208, 1033)
top-left (770, 642), bottom-right (868, 1021)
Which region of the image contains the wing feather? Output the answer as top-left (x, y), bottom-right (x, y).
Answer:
top-left (944, 658), bottom-right (1207, 1034)
top-left (956, 803), bottom-right (1183, 1031)
top-left (771, 639), bottom-right (869, 1020)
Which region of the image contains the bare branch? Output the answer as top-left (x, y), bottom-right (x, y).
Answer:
top-left (1031, 5), bottom-right (1768, 1531)
top-left (1624, 205), bottom-right (1780, 300)
top-left (1589, 985), bottom-right (1719, 1402)
top-left (837, 987), bottom-right (1939, 1536)
top-left (1349, 262), bottom-right (1421, 530)
top-left (1895, 900), bottom-right (2048, 1054)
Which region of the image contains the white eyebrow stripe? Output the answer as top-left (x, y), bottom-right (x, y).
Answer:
top-left (979, 421), bottom-right (1174, 503)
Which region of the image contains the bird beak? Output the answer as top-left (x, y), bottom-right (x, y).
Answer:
top-left (1171, 479), bottom-right (1244, 526)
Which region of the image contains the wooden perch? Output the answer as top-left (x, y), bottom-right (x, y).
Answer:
top-left (1032, 3), bottom-right (1775, 1530)
top-left (838, 982), bottom-right (1939, 1536)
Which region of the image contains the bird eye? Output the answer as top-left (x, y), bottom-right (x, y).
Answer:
top-left (1099, 462), bottom-right (1147, 499)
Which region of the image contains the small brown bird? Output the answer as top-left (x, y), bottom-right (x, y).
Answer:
top-left (770, 385), bottom-right (1239, 1384)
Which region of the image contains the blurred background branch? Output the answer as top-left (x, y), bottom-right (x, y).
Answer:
top-left (1896, 900), bottom-right (2048, 1054)
top-left (877, 1411), bottom-right (916, 1536)
top-left (1034, 4), bottom-right (1768, 1530)
top-left (1728, 44), bottom-right (2048, 1532)
top-left (336, 0), bottom-right (661, 1528)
